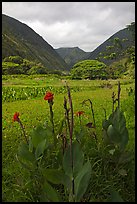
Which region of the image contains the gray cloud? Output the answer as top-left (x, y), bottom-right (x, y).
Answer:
top-left (2, 2), bottom-right (135, 52)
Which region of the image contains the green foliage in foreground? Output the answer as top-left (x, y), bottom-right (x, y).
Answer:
top-left (2, 78), bottom-right (135, 202)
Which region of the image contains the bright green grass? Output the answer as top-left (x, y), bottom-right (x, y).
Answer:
top-left (2, 76), bottom-right (135, 202)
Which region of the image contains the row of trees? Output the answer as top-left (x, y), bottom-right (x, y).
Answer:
top-left (70, 58), bottom-right (134, 80)
top-left (2, 56), bottom-right (63, 75)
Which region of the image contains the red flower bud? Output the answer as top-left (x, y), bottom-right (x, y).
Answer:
top-left (44, 91), bottom-right (54, 102)
top-left (13, 112), bottom-right (20, 122)
top-left (75, 111), bottom-right (85, 117)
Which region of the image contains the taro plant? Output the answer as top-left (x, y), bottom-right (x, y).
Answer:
top-left (102, 81), bottom-right (129, 150)
top-left (102, 81), bottom-right (131, 168)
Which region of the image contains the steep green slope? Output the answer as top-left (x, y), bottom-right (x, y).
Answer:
top-left (88, 23), bottom-right (135, 65)
top-left (2, 14), bottom-right (69, 71)
top-left (55, 47), bottom-right (90, 68)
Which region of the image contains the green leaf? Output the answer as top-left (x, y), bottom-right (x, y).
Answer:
top-left (102, 119), bottom-right (110, 130)
top-left (112, 108), bottom-right (126, 133)
top-left (18, 143), bottom-right (35, 163)
top-left (63, 141), bottom-right (84, 178)
top-left (107, 124), bottom-right (121, 143)
top-left (42, 168), bottom-right (69, 185)
top-left (75, 160), bottom-right (91, 202)
top-left (42, 180), bottom-right (61, 202)
top-left (16, 154), bottom-right (33, 170)
top-left (119, 128), bottom-right (129, 151)
top-left (31, 125), bottom-right (47, 148)
top-left (109, 190), bottom-right (124, 202)
top-left (35, 139), bottom-right (47, 160)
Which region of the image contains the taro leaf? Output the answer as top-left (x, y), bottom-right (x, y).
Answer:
top-left (119, 128), bottom-right (129, 151)
top-left (111, 108), bottom-right (129, 150)
top-left (18, 143), bottom-right (35, 163)
top-left (42, 169), bottom-right (71, 188)
top-left (41, 180), bottom-right (61, 202)
top-left (75, 160), bottom-right (91, 202)
top-left (109, 190), bottom-right (124, 202)
top-left (112, 108), bottom-right (126, 132)
top-left (35, 139), bottom-right (47, 160)
top-left (31, 125), bottom-right (47, 148)
top-left (107, 125), bottom-right (121, 144)
top-left (63, 141), bottom-right (84, 178)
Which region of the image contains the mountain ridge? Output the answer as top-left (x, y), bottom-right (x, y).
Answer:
top-left (2, 14), bottom-right (69, 71)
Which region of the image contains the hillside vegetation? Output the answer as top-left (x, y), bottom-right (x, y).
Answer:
top-left (55, 47), bottom-right (90, 68)
top-left (2, 14), bottom-right (135, 79)
top-left (2, 14), bottom-right (69, 71)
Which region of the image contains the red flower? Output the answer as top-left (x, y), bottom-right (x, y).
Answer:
top-left (13, 112), bottom-right (20, 122)
top-left (44, 91), bottom-right (54, 102)
top-left (75, 111), bottom-right (85, 117)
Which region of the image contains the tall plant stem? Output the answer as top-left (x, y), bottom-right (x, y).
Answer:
top-left (118, 81), bottom-right (121, 109)
top-left (18, 120), bottom-right (28, 144)
top-left (66, 84), bottom-right (75, 198)
top-left (49, 102), bottom-right (56, 146)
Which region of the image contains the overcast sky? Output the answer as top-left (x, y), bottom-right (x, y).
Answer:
top-left (2, 2), bottom-right (135, 52)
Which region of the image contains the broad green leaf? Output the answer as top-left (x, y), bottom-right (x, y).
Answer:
top-left (63, 141), bottom-right (84, 178)
top-left (105, 108), bottom-right (129, 150)
top-left (109, 190), bottom-right (124, 202)
top-left (43, 169), bottom-right (70, 186)
top-left (102, 119), bottom-right (110, 130)
top-left (42, 180), bottom-right (61, 202)
top-left (119, 128), bottom-right (129, 151)
top-left (112, 108), bottom-right (126, 133)
top-left (18, 143), bottom-right (35, 163)
top-left (75, 160), bottom-right (91, 202)
top-left (107, 125), bottom-right (121, 143)
top-left (31, 125), bottom-right (47, 148)
top-left (16, 154), bottom-right (33, 170)
top-left (35, 139), bottom-right (47, 160)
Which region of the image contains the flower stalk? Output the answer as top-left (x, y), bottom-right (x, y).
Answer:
top-left (44, 91), bottom-right (57, 146)
top-left (65, 84), bottom-right (75, 198)
top-left (13, 112), bottom-right (28, 144)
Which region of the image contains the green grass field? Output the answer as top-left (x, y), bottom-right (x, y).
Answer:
top-left (2, 75), bottom-right (135, 202)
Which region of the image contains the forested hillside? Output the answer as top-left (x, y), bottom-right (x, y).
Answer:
top-left (2, 14), bottom-right (69, 71)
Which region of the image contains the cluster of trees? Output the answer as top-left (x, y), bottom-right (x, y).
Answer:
top-left (2, 56), bottom-right (47, 74)
top-left (70, 57), bottom-right (135, 80)
top-left (70, 60), bottom-right (108, 80)
top-left (2, 56), bottom-right (63, 75)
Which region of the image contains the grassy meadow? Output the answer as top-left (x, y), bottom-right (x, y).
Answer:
top-left (2, 74), bottom-right (135, 202)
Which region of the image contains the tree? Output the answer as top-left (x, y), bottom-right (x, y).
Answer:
top-left (70, 60), bottom-right (108, 80)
